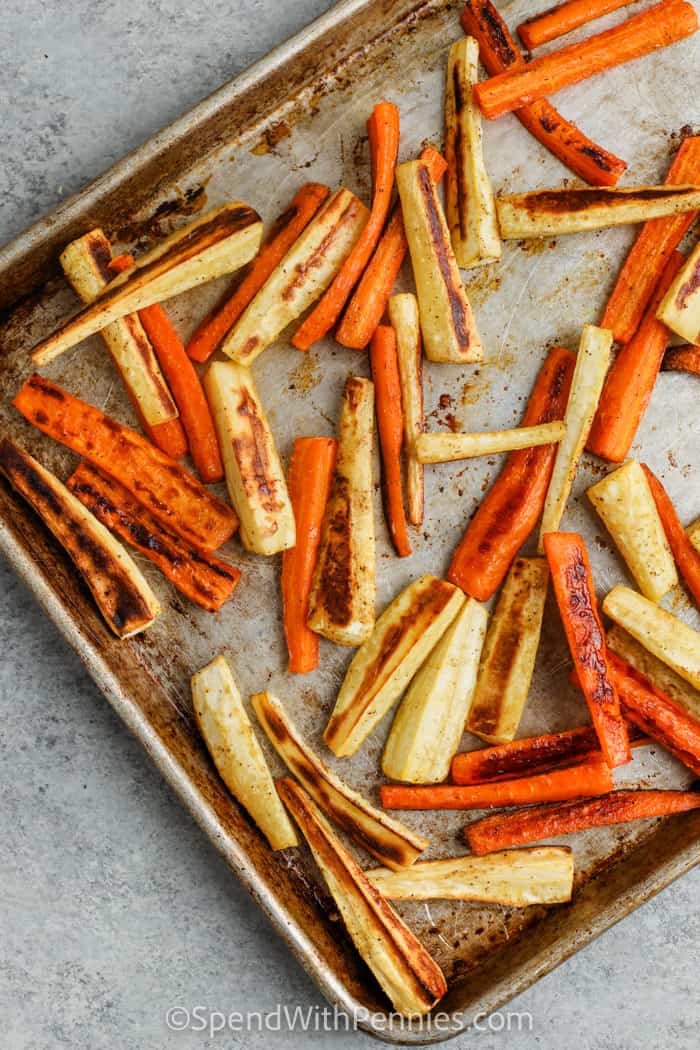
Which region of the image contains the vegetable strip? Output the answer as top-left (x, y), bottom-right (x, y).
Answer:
top-left (642, 464), bottom-right (700, 608)
top-left (518, 0), bottom-right (636, 50)
top-left (370, 326), bottom-right (411, 557)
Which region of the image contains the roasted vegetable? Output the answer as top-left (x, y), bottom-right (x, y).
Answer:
top-left (607, 624), bottom-right (700, 722)
top-left (416, 422), bottom-right (565, 464)
top-left (388, 293), bottom-right (424, 526)
top-left (657, 237), bottom-right (700, 342)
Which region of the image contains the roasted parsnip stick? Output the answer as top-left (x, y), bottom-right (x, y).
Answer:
top-left (416, 422), bottom-right (565, 463)
top-left (388, 294), bottom-right (424, 526)
top-left (657, 238), bottom-right (700, 342)
top-left (607, 625), bottom-right (700, 722)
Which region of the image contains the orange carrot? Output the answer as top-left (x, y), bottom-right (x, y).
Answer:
top-left (460, 0), bottom-right (627, 186)
top-left (663, 343), bottom-right (700, 375)
top-left (544, 532), bottom-right (631, 768)
top-left (641, 464), bottom-right (700, 607)
top-left (292, 102), bottom-right (400, 350)
top-left (381, 758), bottom-right (613, 810)
top-left (601, 137), bottom-right (700, 344)
top-left (474, 0), bottom-right (698, 120)
top-left (370, 326), bottom-right (411, 558)
top-left (465, 789), bottom-right (700, 854)
top-left (587, 250), bottom-right (684, 462)
top-left (518, 0), bottom-right (635, 51)
top-left (67, 460), bottom-right (240, 612)
top-left (282, 437), bottom-right (337, 673)
top-left (336, 146), bottom-right (447, 350)
top-left (186, 182), bottom-right (330, 363)
top-left (608, 651), bottom-right (700, 777)
top-left (448, 347), bottom-right (575, 601)
top-left (13, 374), bottom-right (237, 550)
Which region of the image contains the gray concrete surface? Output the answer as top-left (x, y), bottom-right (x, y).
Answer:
top-left (1, 1), bottom-right (698, 1047)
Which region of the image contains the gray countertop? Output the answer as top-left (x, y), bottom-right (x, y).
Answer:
top-left (1, 2), bottom-right (698, 1047)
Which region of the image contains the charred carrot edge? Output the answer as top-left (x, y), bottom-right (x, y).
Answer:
top-left (608, 651), bottom-right (700, 776)
top-left (381, 758), bottom-right (613, 810)
top-left (474, 0), bottom-right (699, 121)
top-left (448, 347), bottom-right (575, 601)
top-left (336, 147), bottom-right (447, 349)
top-left (587, 250), bottom-right (684, 463)
top-left (281, 437), bottom-right (338, 673)
top-left (370, 326), bottom-right (411, 558)
top-left (663, 343), bottom-right (700, 375)
top-left (465, 788), bottom-right (700, 854)
top-left (601, 137), bottom-right (700, 344)
top-left (13, 374), bottom-right (238, 551)
top-left (460, 0), bottom-right (627, 186)
top-left (518, 0), bottom-right (635, 51)
top-left (641, 464), bottom-right (700, 607)
top-left (67, 460), bottom-right (240, 612)
top-left (292, 103), bottom-right (400, 350)
top-left (544, 532), bottom-right (631, 768)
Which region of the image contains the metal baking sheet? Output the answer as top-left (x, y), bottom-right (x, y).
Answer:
top-left (1, 0), bottom-right (700, 1041)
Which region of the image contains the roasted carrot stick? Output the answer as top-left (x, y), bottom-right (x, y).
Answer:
top-left (601, 137), bottom-right (700, 344)
top-left (13, 374), bottom-right (238, 550)
top-left (460, 0), bottom-right (627, 186)
top-left (185, 182), bottom-right (330, 363)
top-left (67, 460), bottom-right (240, 612)
top-left (448, 347), bottom-right (575, 601)
top-left (544, 532), bottom-right (631, 768)
top-left (281, 436), bottom-right (337, 673)
top-left (641, 464), bottom-right (700, 608)
top-left (587, 250), bottom-right (684, 463)
top-left (381, 758), bottom-right (613, 810)
top-left (465, 789), bottom-right (700, 854)
top-left (370, 326), bottom-right (411, 558)
top-left (336, 147), bottom-right (447, 350)
top-left (518, 0), bottom-right (635, 51)
top-left (474, 0), bottom-right (699, 120)
top-left (663, 343), bottom-right (700, 375)
top-left (608, 651), bottom-right (700, 776)
top-left (292, 102), bottom-right (400, 350)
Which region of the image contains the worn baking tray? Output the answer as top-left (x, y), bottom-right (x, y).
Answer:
top-left (2, 0), bottom-right (700, 1040)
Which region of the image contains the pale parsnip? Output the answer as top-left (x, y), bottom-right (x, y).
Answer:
top-left (191, 656), bottom-right (298, 851)
top-left (388, 293), bottom-right (424, 526)
top-left (606, 625), bottom-right (700, 722)
top-left (416, 422), bottom-right (565, 464)
top-left (657, 239), bottom-right (700, 343)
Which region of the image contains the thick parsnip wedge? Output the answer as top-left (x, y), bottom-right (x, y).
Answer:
top-left (603, 586), bottom-right (700, 691)
top-left (308, 377), bottom-right (375, 646)
top-left (191, 656), bottom-right (298, 851)
top-left (657, 239), bottom-right (700, 343)
top-left (445, 38), bottom-right (501, 269)
top-left (382, 599), bottom-right (488, 783)
top-left (366, 847), bottom-right (573, 905)
top-left (251, 691), bottom-right (428, 869)
top-left (32, 203), bottom-right (262, 365)
top-left (497, 185), bottom-right (700, 240)
top-left (388, 294), bottom-right (424, 526)
top-left (277, 778), bottom-right (447, 1016)
top-left (607, 625), bottom-right (700, 721)
top-left (0, 440), bottom-right (160, 637)
top-left (220, 189), bottom-right (368, 365)
top-left (467, 558), bottom-right (548, 744)
top-left (396, 159), bottom-right (482, 363)
top-left (60, 230), bottom-right (178, 427)
top-left (324, 575), bottom-right (465, 757)
top-left (416, 422), bottom-right (564, 464)
top-left (587, 461), bottom-right (677, 601)
top-left (539, 324), bottom-right (612, 550)
top-left (204, 361), bottom-right (295, 555)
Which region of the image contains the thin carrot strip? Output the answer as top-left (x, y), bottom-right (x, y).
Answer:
top-left (185, 182), bottom-right (330, 363)
top-left (587, 250), bottom-right (684, 462)
top-left (13, 374), bottom-right (237, 550)
top-left (544, 532), bottom-right (631, 767)
top-left (460, 0), bottom-right (627, 186)
top-left (474, 0), bottom-right (698, 120)
top-left (448, 347), bottom-right (575, 601)
top-left (381, 758), bottom-right (613, 810)
top-left (608, 651), bottom-right (700, 776)
top-left (292, 102), bottom-right (400, 350)
top-left (518, 0), bottom-right (635, 51)
top-left (281, 437), bottom-right (337, 673)
top-left (370, 326), bottom-right (411, 558)
top-left (336, 146), bottom-right (446, 350)
top-left (663, 343), bottom-right (700, 375)
top-left (67, 461), bottom-right (240, 612)
top-left (641, 464), bottom-right (700, 607)
top-left (465, 789), bottom-right (700, 854)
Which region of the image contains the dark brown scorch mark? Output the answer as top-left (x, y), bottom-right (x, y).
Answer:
top-left (519, 186), bottom-right (700, 214)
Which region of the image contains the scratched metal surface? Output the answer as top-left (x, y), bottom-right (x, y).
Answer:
top-left (1, 0), bottom-right (700, 1041)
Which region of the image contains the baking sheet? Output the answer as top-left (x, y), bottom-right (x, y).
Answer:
top-left (1, 0), bottom-right (700, 1041)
